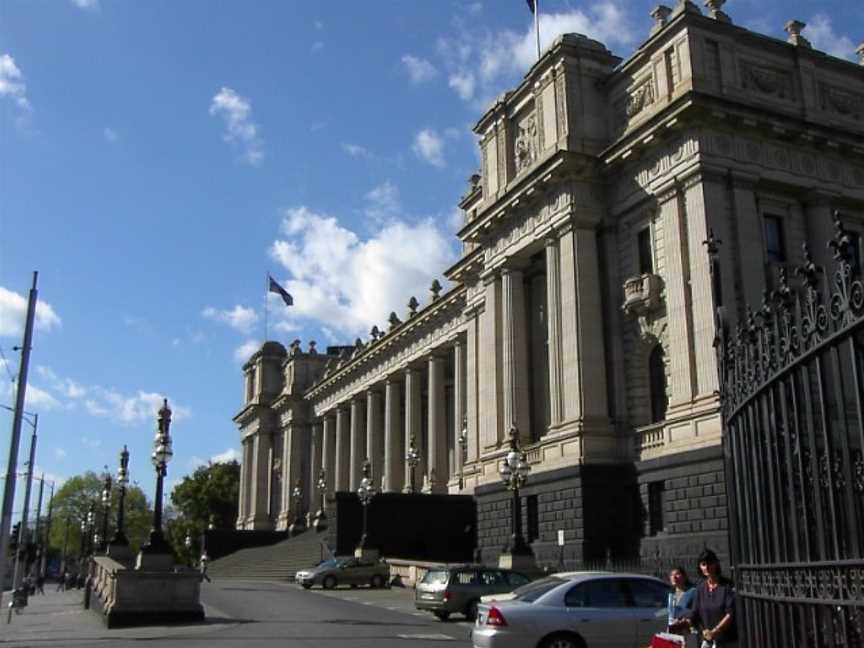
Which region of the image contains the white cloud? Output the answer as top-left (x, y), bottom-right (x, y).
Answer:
top-left (234, 339), bottom-right (261, 363)
top-left (202, 304), bottom-right (259, 334)
top-left (0, 286), bottom-right (62, 338)
top-left (438, 4), bottom-right (634, 105)
top-left (401, 55), bottom-right (438, 83)
top-left (806, 15), bottom-right (857, 61)
top-left (365, 180), bottom-right (400, 221)
top-left (0, 54), bottom-right (31, 111)
top-left (209, 87), bottom-right (264, 165)
top-left (268, 204), bottom-right (458, 338)
top-left (103, 127), bottom-right (118, 143)
top-left (54, 447), bottom-right (67, 460)
top-left (211, 448), bottom-right (241, 463)
top-left (311, 41), bottom-right (324, 53)
top-left (413, 129), bottom-right (446, 168)
top-left (342, 143), bottom-right (375, 160)
top-left (314, 20), bottom-right (324, 30)
top-left (71, 0), bottom-right (99, 9)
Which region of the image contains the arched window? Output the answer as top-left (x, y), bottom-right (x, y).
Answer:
top-left (649, 345), bottom-right (668, 423)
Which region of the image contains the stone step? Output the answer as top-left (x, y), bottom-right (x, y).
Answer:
top-left (207, 529), bottom-right (330, 580)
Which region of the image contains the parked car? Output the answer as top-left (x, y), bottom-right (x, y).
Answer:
top-left (471, 571), bottom-right (670, 648)
top-left (415, 565), bottom-right (532, 621)
top-left (295, 557), bottom-right (390, 590)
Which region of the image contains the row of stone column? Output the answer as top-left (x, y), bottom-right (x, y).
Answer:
top-left (311, 341), bottom-right (466, 499)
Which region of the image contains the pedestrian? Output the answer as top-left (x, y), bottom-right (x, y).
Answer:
top-left (667, 566), bottom-right (696, 646)
top-left (199, 553), bottom-right (211, 583)
top-left (56, 571), bottom-right (68, 591)
top-left (684, 549), bottom-right (738, 648)
top-left (35, 573), bottom-right (45, 595)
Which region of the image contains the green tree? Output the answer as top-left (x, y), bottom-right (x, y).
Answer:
top-left (47, 471), bottom-right (153, 556)
top-left (169, 461), bottom-right (239, 562)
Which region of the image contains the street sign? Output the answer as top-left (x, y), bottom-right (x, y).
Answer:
top-left (557, 529), bottom-right (564, 546)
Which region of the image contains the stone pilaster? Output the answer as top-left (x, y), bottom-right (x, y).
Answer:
top-left (309, 420), bottom-right (322, 514)
top-left (236, 438), bottom-right (249, 528)
top-left (383, 377), bottom-right (404, 492)
top-left (804, 192), bottom-right (838, 270)
top-left (426, 353), bottom-right (447, 493)
top-left (335, 406), bottom-right (350, 492)
top-left (558, 223), bottom-right (609, 433)
top-left (452, 338), bottom-right (466, 482)
top-left (249, 430), bottom-right (272, 529)
top-left (349, 398), bottom-right (367, 490)
top-left (404, 367), bottom-right (424, 492)
top-left (479, 272), bottom-right (503, 448)
top-left (545, 236), bottom-right (564, 428)
top-left (366, 389), bottom-right (383, 486)
top-left (322, 414), bottom-right (336, 494)
top-left (500, 267), bottom-right (531, 442)
top-left (465, 313), bottom-right (479, 464)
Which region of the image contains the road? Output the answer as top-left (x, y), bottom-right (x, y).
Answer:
top-left (1, 580), bottom-right (475, 647)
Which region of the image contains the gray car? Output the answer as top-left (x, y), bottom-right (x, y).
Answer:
top-left (471, 571), bottom-right (670, 648)
top-left (415, 565), bottom-right (531, 621)
top-left (295, 557), bottom-right (390, 590)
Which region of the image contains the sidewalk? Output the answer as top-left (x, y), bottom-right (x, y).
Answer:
top-left (0, 589), bottom-right (231, 647)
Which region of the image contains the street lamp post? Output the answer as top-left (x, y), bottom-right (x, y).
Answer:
top-left (289, 480), bottom-right (305, 536)
top-left (184, 533), bottom-right (193, 568)
top-left (498, 426), bottom-right (533, 569)
top-left (139, 400), bottom-right (173, 563)
top-left (405, 435), bottom-right (420, 494)
top-left (99, 473), bottom-right (112, 553)
top-left (355, 459), bottom-right (377, 557)
top-left (111, 446), bottom-right (130, 546)
top-left (458, 416), bottom-right (468, 490)
top-left (86, 504), bottom-right (95, 557)
top-left (313, 469), bottom-right (327, 531)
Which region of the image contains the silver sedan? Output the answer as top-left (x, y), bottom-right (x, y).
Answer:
top-left (471, 571), bottom-right (670, 648)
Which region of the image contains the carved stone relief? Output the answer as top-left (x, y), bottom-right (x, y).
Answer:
top-left (513, 113), bottom-right (538, 174)
top-left (739, 61), bottom-right (795, 102)
top-left (820, 83), bottom-right (864, 121)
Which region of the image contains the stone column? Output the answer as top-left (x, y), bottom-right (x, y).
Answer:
top-left (322, 414), bottom-right (336, 494)
top-left (279, 426), bottom-right (292, 528)
top-left (452, 338), bottom-right (466, 482)
top-left (309, 420), bottom-right (322, 514)
top-left (366, 389), bottom-right (383, 487)
top-left (349, 398), bottom-right (367, 489)
top-left (804, 192), bottom-right (838, 271)
top-left (426, 353), bottom-right (447, 493)
top-left (545, 236), bottom-right (564, 427)
top-left (501, 267), bottom-right (531, 442)
top-left (383, 377), bottom-right (404, 492)
top-left (286, 423), bottom-right (307, 523)
top-left (478, 272), bottom-right (503, 448)
top-left (404, 367), bottom-right (424, 492)
top-left (465, 311), bottom-right (480, 465)
top-left (237, 438), bottom-right (249, 528)
top-left (335, 406), bottom-right (350, 492)
top-left (558, 223), bottom-right (609, 430)
top-left (250, 430), bottom-right (272, 528)
top-left (730, 174), bottom-right (763, 313)
top-left (658, 183), bottom-right (696, 406)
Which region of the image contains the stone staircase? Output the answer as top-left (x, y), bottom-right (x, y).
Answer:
top-left (207, 529), bottom-right (334, 581)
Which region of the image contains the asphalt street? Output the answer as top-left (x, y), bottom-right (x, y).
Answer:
top-left (0, 580), bottom-right (475, 647)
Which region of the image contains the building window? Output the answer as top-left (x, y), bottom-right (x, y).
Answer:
top-left (637, 227), bottom-right (654, 274)
top-left (847, 231), bottom-right (862, 276)
top-left (648, 345), bottom-right (667, 424)
top-left (764, 214), bottom-right (786, 264)
top-left (526, 494), bottom-right (539, 543)
top-left (648, 481), bottom-right (666, 536)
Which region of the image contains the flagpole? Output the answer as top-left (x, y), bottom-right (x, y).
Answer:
top-left (534, 0), bottom-right (541, 61)
top-left (264, 273), bottom-right (269, 342)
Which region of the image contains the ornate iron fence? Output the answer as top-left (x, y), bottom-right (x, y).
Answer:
top-left (717, 214), bottom-right (864, 647)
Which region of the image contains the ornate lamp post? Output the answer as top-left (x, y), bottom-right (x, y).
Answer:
top-left (458, 416), bottom-right (468, 490)
top-left (79, 517), bottom-right (87, 562)
top-left (86, 504), bottom-right (95, 556)
top-left (184, 533), bottom-right (193, 567)
top-left (313, 469), bottom-right (328, 531)
top-left (99, 473), bottom-right (112, 553)
top-left (140, 399), bottom-right (173, 556)
top-left (111, 446), bottom-right (130, 546)
top-left (499, 426), bottom-right (532, 565)
top-left (405, 435), bottom-right (420, 494)
top-left (356, 459), bottom-right (377, 556)
top-left (289, 480), bottom-right (305, 536)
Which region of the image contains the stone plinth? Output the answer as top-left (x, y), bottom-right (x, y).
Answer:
top-left (90, 556), bottom-right (204, 628)
top-left (354, 547), bottom-right (379, 560)
top-left (497, 552), bottom-right (537, 572)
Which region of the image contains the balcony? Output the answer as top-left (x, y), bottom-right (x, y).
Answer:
top-left (622, 273), bottom-right (663, 316)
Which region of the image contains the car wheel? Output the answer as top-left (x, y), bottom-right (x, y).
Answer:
top-left (370, 575), bottom-right (385, 589)
top-left (322, 575), bottom-right (337, 590)
top-left (464, 600), bottom-right (479, 621)
top-left (433, 611), bottom-right (450, 621)
top-left (301, 583), bottom-right (312, 590)
top-left (540, 633), bottom-right (585, 648)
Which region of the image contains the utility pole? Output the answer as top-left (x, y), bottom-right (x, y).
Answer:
top-left (0, 271), bottom-right (39, 610)
top-left (40, 481), bottom-right (53, 579)
top-left (33, 473), bottom-right (44, 572)
top-left (11, 419), bottom-right (38, 593)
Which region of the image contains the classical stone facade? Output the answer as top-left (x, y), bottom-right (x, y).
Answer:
top-left (234, 3), bottom-right (864, 567)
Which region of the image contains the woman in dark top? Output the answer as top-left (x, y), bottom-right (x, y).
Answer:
top-left (684, 549), bottom-right (737, 647)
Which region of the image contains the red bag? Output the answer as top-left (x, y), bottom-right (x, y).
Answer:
top-left (651, 633), bottom-right (685, 648)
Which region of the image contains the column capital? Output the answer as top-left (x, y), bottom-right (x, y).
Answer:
top-left (803, 189), bottom-right (841, 207)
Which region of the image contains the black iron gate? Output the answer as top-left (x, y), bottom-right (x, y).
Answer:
top-left (718, 215), bottom-right (864, 647)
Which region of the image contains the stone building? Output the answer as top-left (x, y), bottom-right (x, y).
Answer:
top-left (234, 2), bottom-right (864, 567)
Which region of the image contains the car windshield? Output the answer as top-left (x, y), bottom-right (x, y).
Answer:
top-left (316, 560), bottom-right (338, 569)
top-left (421, 570), bottom-right (450, 585)
top-left (512, 576), bottom-right (564, 602)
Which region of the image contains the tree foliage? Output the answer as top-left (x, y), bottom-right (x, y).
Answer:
top-left (47, 471), bottom-right (153, 555)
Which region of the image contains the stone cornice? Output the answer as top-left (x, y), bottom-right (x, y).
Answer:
top-left (444, 246), bottom-right (484, 283)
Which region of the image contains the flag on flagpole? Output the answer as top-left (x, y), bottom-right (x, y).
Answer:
top-left (268, 275), bottom-right (293, 307)
top-left (526, 0), bottom-right (535, 14)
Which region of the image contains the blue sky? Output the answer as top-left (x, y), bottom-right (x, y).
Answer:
top-left (1, 0), bottom-right (861, 513)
